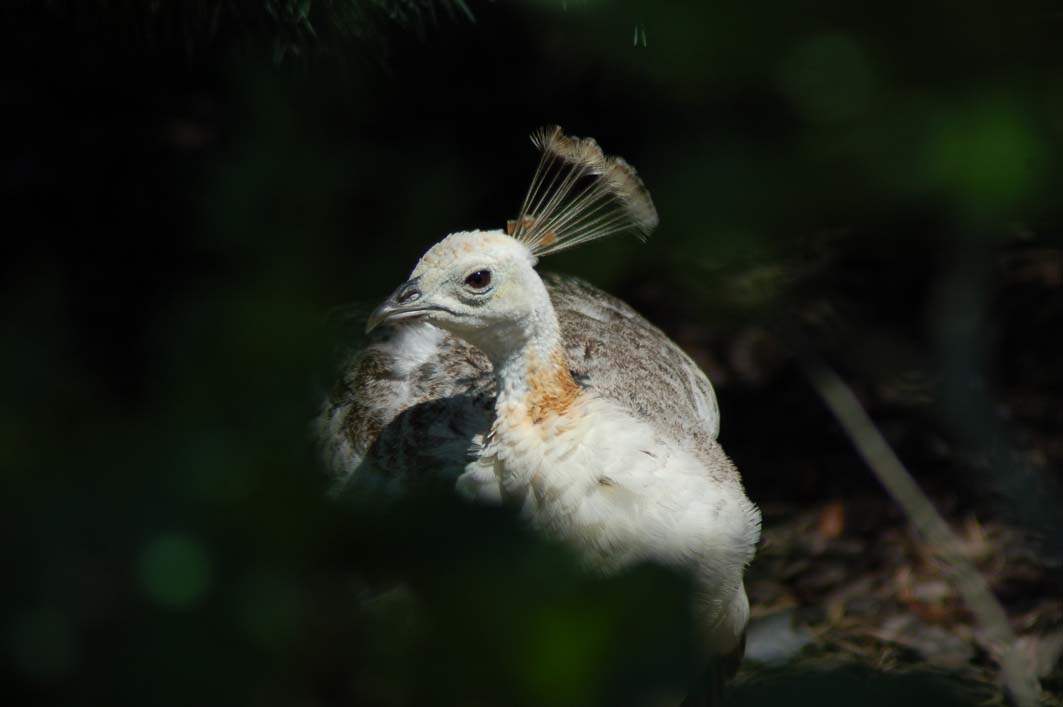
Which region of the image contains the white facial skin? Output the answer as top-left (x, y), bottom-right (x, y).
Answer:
top-left (369, 230), bottom-right (551, 362)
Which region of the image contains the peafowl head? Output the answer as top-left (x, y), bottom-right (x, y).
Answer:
top-left (366, 127), bottom-right (658, 356)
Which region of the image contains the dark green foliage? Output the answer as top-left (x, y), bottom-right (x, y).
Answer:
top-left (30, 0), bottom-right (474, 61)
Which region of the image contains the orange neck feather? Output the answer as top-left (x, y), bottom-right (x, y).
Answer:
top-left (523, 348), bottom-right (580, 423)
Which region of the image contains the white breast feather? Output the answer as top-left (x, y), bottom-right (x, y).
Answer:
top-left (482, 392), bottom-right (760, 650)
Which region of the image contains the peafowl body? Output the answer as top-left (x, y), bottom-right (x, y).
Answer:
top-left (317, 128), bottom-right (761, 683)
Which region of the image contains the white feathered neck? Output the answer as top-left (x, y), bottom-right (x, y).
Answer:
top-left (476, 273), bottom-right (582, 426)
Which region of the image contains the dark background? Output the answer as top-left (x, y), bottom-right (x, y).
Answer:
top-left (4, 1), bottom-right (1062, 705)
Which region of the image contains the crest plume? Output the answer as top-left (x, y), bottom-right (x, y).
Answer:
top-left (509, 126), bottom-right (659, 257)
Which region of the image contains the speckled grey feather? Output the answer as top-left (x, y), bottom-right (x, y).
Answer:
top-left (316, 272), bottom-right (726, 492)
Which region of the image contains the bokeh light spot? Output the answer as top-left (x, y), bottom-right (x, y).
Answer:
top-left (139, 533), bottom-right (212, 609)
top-left (516, 607), bottom-right (609, 705)
top-left (922, 102), bottom-right (1044, 215)
top-left (780, 32), bottom-right (875, 124)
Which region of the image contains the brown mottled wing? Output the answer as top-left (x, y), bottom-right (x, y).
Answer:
top-left (545, 273), bottom-right (720, 444)
top-left (316, 324), bottom-right (495, 490)
top-left (316, 272), bottom-right (720, 490)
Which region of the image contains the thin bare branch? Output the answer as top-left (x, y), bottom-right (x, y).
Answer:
top-left (800, 349), bottom-right (1041, 707)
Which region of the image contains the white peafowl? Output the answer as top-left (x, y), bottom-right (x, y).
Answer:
top-left (317, 127), bottom-right (761, 702)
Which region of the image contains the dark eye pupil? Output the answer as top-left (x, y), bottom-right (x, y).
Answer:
top-left (465, 270), bottom-right (491, 289)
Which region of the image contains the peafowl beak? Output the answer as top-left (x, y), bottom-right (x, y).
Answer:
top-left (366, 278), bottom-right (430, 333)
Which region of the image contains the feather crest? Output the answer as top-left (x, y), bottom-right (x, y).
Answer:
top-left (508, 126), bottom-right (659, 257)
